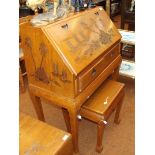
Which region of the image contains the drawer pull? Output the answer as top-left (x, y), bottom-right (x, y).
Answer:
top-left (61, 24), bottom-right (68, 29)
top-left (94, 12), bottom-right (99, 15)
top-left (92, 68), bottom-right (97, 76)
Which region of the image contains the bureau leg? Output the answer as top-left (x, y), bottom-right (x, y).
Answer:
top-left (68, 109), bottom-right (79, 153)
top-left (29, 91), bottom-right (45, 122)
top-left (62, 108), bottom-right (71, 133)
top-left (96, 120), bottom-right (105, 153)
top-left (114, 95), bottom-right (124, 124)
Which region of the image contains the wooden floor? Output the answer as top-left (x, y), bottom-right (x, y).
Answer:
top-left (19, 15), bottom-right (135, 155)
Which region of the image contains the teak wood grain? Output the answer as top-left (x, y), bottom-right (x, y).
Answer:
top-left (19, 112), bottom-right (73, 155)
top-left (20, 6), bottom-right (122, 153)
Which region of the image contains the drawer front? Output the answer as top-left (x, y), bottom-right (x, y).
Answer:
top-left (77, 44), bottom-right (120, 92)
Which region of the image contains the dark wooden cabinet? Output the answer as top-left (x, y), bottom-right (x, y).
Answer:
top-left (121, 0), bottom-right (135, 30)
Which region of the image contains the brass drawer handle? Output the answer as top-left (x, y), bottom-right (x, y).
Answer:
top-left (92, 68), bottom-right (97, 76)
top-left (61, 24), bottom-right (68, 29)
top-left (94, 12), bottom-right (99, 15)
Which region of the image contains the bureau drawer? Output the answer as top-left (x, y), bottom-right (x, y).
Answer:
top-left (77, 44), bottom-right (120, 92)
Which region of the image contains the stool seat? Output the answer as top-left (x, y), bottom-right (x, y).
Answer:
top-left (79, 80), bottom-right (125, 153)
top-left (82, 80), bottom-right (124, 116)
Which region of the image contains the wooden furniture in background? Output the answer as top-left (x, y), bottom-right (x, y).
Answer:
top-left (110, 0), bottom-right (121, 17)
top-left (20, 112), bottom-right (73, 155)
top-left (79, 80), bottom-right (125, 152)
top-left (19, 16), bottom-right (33, 93)
top-left (19, 15), bottom-right (33, 24)
top-left (95, 0), bottom-right (121, 18)
top-left (105, 0), bottom-right (111, 16)
top-left (118, 29), bottom-right (135, 78)
top-left (20, 7), bottom-right (122, 153)
top-left (121, 0), bottom-right (135, 31)
top-left (19, 48), bottom-right (26, 93)
top-left (19, 67), bottom-right (25, 93)
top-left (119, 29), bottom-right (135, 59)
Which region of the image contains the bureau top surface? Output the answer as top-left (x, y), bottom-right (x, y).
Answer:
top-left (41, 7), bottom-right (121, 75)
top-left (19, 113), bottom-right (72, 155)
top-left (82, 80), bottom-right (125, 115)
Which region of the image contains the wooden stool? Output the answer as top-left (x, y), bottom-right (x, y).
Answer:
top-left (79, 80), bottom-right (125, 153)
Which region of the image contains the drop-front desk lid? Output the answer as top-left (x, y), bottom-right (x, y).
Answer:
top-left (42, 7), bottom-right (121, 75)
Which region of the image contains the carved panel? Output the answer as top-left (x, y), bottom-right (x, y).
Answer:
top-left (39, 42), bottom-right (48, 56)
top-left (35, 68), bottom-right (49, 84)
top-left (35, 42), bottom-right (49, 84)
top-left (51, 63), bottom-right (71, 84)
top-left (25, 37), bottom-right (32, 48)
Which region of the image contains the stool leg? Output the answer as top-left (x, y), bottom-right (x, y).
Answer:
top-left (96, 120), bottom-right (105, 153)
top-left (114, 96), bottom-right (124, 124)
top-left (62, 108), bottom-right (71, 133)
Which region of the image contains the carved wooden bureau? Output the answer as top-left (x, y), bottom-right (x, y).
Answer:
top-left (20, 7), bottom-right (122, 153)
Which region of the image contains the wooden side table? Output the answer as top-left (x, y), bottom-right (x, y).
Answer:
top-left (20, 112), bottom-right (73, 155)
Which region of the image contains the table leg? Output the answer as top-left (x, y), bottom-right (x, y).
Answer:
top-left (62, 108), bottom-right (71, 133)
top-left (68, 109), bottom-right (79, 153)
top-left (29, 91), bottom-right (45, 122)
